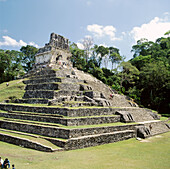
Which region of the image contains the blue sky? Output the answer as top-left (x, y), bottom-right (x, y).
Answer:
top-left (0, 0), bottom-right (170, 61)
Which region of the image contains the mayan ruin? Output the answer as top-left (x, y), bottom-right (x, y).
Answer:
top-left (0, 33), bottom-right (169, 152)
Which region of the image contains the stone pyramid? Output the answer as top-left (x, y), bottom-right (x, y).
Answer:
top-left (0, 33), bottom-right (169, 151)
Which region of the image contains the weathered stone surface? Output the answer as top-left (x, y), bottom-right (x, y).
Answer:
top-left (0, 120), bottom-right (70, 139)
top-left (15, 98), bottom-right (49, 104)
top-left (0, 103), bottom-right (157, 119)
top-left (25, 83), bottom-right (59, 90)
top-left (0, 133), bottom-right (54, 152)
top-left (65, 130), bottom-right (136, 150)
top-left (138, 120), bottom-right (170, 138)
top-left (0, 111), bottom-right (120, 126)
top-left (0, 119), bottom-right (142, 139)
top-left (23, 90), bottom-right (55, 99)
top-left (23, 77), bottom-right (61, 84)
top-left (34, 33), bottom-right (72, 69)
top-left (115, 111), bottom-right (134, 123)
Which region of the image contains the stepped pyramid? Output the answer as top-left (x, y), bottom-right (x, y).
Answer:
top-left (0, 33), bottom-right (169, 152)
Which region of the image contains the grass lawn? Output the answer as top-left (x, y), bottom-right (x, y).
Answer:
top-left (0, 132), bottom-right (169, 169)
top-left (0, 79), bottom-right (26, 102)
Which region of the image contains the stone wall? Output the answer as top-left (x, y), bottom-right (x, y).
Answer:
top-left (65, 130), bottom-right (136, 150)
top-left (0, 103), bottom-right (153, 118)
top-left (0, 119), bottom-right (142, 139)
top-left (139, 121), bottom-right (170, 138)
top-left (68, 124), bottom-right (142, 138)
top-left (0, 112), bottom-right (120, 126)
top-left (23, 90), bottom-right (55, 99)
top-left (25, 83), bottom-right (60, 90)
top-left (0, 120), bottom-right (70, 139)
top-left (66, 115), bottom-right (120, 126)
top-left (0, 119), bottom-right (144, 138)
top-left (0, 133), bottom-right (53, 152)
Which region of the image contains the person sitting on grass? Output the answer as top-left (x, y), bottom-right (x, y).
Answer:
top-left (2, 158), bottom-right (10, 169)
top-left (0, 157), bottom-right (3, 169)
top-left (12, 164), bottom-right (15, 169)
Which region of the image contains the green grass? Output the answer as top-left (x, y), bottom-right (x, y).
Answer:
top-left (0, 132), bottom-right (170, 169)
top-left (0, 110), bottom-right (63, 117)
top-left (0, 79), bottom-right (26, 102)
top-left (160, 116), bottom-right (168, 121)
top-left (161, 114), bottom-right (170, 117)
top-left (65, 122), bottom-right (137, 129)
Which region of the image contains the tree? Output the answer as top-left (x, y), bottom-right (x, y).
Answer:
top-left (130, 55), bottom-right (152, 70)
top-left (119, 62), bottom-right (139, 89)
top-left (109, 47), bottom-right (122, 70)
top-left (139, 61), bottom-right (169, 112)
top-left (131, 38), bottom-right (154, 58)
top-left (20, 45), bottom-right (38, 72)
top-left (0, 49), bottom-right (24, 83)
top-left (82, 36), bottom-right (93, 63)
top-left (70, 43), bottom-right (86, 70)
top-left (95, 45), bottom-right (109, 67)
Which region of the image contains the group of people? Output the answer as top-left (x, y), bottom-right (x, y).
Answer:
top-left (0, 157), bottom-right (15, 169)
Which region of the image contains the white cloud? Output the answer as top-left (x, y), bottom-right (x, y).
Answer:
top-left (98, 43), bottom-right (108, 47)
top-left (0, 36), bottom-right (39, 48)
top-left (87, 24), bottom-right (121, 41)
top-left (28, 41), bottom-right (39, 48)
top-left (76, 42), bottom-right (84, 49)
top-left (130, 16), bottom-right (170, 42)
top-left (76, 35), bottom-right (93, 50)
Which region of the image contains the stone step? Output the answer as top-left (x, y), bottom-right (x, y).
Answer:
top-left (116, 109), bottom-right (160, 123)
top-left (54, 90), bottom-right (83, 97)
top-left (23, 89), bottom-right (84, 99)
top-left (29, 69), bottom-right (56, 76)
top-left (0, 110), bottom-right (121, 126)
top-left (0, 119), bottom-right (69, 139)
top-left (25, 83), bottom-right (80, 91)
top-left (0, 125), bottom-right (136, 151)
top-left (84, 91), bottom-right (103, 99)
top-left (62, 101), bottom-right (95, 107)
top-left (16, 98), bottom-right (49, 104)
top-left (67, 123), bottom-right (141, 138)
top-left (65, 130), bottom-right (136, 150)
top-left (25, 83), bottom-right (60, 90)
top-left (65, 115), bottom-right (121, 126)
top-left (0, 103), bottom-right (148, 117)
top-left (51, 96), bottom-right (85, 103)
top-left (29, 68), bottom-right (72, 77)
top-left (30, 73), bottom-right (57, 79)
top-left (61, 78), bottom-right (84, 84)
top-left (17, 96), bottom-right (85, 105)
top-left (0, 130), bottom-right (62, 152)
top-left (0, 111), bottom-right (66, 125)
top-left (1, 110), bottom-right (63, 117)
top-left (0, 118), bottom-right (141, 139)
top-left (137, 120), bottom-right (170, 138)
top-left (23, 90), bottom-right (55, 99)
top-left (23, 77), bottom-right (62, 84)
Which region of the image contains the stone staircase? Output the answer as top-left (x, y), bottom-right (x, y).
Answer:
top-left (0, 67), bottom-right (169, 151)
top-left (0, 104), bottom-right (137, 151)
top-left (15, 68), bottom-right (113, 107)
top-left (0, 102), bottom-right (169, 151)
